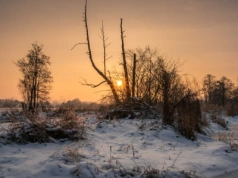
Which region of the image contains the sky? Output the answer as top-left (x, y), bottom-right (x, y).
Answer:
top-left (0, 0), bottom-right (237, 102)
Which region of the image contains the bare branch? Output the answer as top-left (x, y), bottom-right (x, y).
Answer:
top-left (76, 0), bottom-right (121, 104)
top-left (79, 77), bottom-right (106, 88)
top-left (71, 43), bottom-right (87, 50)
top-left (106, 55), bottom-right (113, 60)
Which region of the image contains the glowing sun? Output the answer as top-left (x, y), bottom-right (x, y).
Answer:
top-left (117, 80), bottom-right (122, 86)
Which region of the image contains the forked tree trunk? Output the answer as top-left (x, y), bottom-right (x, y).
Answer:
top-left (83, 0), bottom-right (121, 105)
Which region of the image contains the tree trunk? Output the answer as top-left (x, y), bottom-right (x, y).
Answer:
top-left (82, 1), bottom-right (121, 105)
top-left (29, 86), bottom-right (34, 112)
top-left (162, 71), bottom-right (172, 125)
top-left (120, 18), bottom-right (131, 101)
top-left (132, 53), bottom-right (136, 97)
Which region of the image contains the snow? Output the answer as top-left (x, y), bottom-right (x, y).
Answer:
top-left (0, 113), bottom-right (238, 178)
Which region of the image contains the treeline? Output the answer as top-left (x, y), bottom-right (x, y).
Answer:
top-left (52, 98), bottom-right (105, 111)
top-left (0, 98), bottom-right (106, 112)
top-left (202, 74), bottom-right (238, 116)
top-left (0, 99), bottom-right (20, 108)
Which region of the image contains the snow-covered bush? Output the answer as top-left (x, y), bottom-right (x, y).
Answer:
top-left (217, 132), bottom-right (238, 151)
top-left (47, 110), bottom-right (86, 141)
top-left (8, 120), bottom-right (49, 143)
top-left (6, 111), bottom-right (86, 144)
top-left (51, 145), bottom-right (82, 164)
top-left (210, 113), bottom-right (227, 129)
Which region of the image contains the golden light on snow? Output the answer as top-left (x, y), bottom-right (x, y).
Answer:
top-left (117, 80), bottom-right (122, 87)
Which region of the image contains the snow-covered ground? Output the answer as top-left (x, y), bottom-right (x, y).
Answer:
top-left (0, 112), bottom-right (238, 178)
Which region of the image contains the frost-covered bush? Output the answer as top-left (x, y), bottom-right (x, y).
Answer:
top-left (8, 120), bottom-right (49, 144)
top-left (6, 111), bottom-right (86, 144)
top-left (51, 145), bottom-right (82, 164)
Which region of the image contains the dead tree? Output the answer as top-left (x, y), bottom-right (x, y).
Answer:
top-left (73, 0), bottom-right (121, 104)
top-left (100, 21), bottom-right (112, 76)
top-left (120, 19), bottom-right (131, 101)
top-left (132, 54), bottom-right (136, 97)
top-left (73, 0), bottom-right (135, 105)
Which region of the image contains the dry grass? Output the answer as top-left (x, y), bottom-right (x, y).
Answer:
top-left (200, 114), bottom-right (209, 128)
top-left (217, 132), bottom-right (238, 151)
top-left (7, 117), bottom-right (49, 144)
top-left (210, 113), bottom-right (227, 129)
top-left (180, 170), bottom-right (206, 178)
top-left (142, 166), bottom-right (161, 178)
top-left (51, 144), bottom-right (83, 163)
top-left (138, 121), bottom-right (160, 131)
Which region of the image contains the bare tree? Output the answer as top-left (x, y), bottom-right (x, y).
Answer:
top-left (203, 74), bottom-right (234, 106)
top-left (127, 47), bottom-right (158, 103)
top-left (73, 0), bottom-right (134, 105)
top-left (16, 43), bottom-right (53, 113)
top-left (127, 47), bottom-right (201, 129)
top-left (156, 57), bottom-right (180, 125)
top-left (120, 19), bottom-right (131, 101)
top-left (132, 53), bottom-right (136, 97)
top-left (203, 74), bottom-right (216, 104)
top-left (76, 0), bottom-right (121, 104)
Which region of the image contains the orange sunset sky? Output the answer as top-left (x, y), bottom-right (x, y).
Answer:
top-left (0, 0), bottom-right (237, 102)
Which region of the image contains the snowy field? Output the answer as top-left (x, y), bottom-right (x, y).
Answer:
top-left (0, 112), bottom-right (238, 178)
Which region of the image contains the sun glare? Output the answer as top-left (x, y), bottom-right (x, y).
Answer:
top-left (117, 80), bottom-right (122, 86)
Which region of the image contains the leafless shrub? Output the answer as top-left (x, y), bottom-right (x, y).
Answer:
top-left (7, 114), bottom-right (49, 144)
top-left (180, 170), bottom-right (206, 178)
top-left (216, 118), bottom-right (227, 129)
top-left (0, 110), bottom-right (24, 122)
top-left (231, 142), bottom-right (238, 150)
top-left (200, 114), bottom-right (209, 128)
top-left (118, 144), bottom-right (131, 153)
top-left (104, 109), bottom-right (136, 119)
top-left (138, 164), bottom-right (205, 178)
top-left (115, 159), bottom-right (129, 176)
top-left (141, 166), bottom-right (161, 178)
top-left (210, 113), bottom-right (227, 128)
top-left (176, 96), bottom-right (202, 140)
top-left (46, 111), bottom-right (86, 141)
top-left (118, 144), bottom-right (138, 158)
top-left (51, 145), bottom-right (82, 163)
top-left (72, 162), bottom-right (101, 178)
top-left (138, 121), bottom-right (160, 131)
top-left (6, 110), bottom-right (86, 143)
top-left (217, 132), bottom-right (238, 151)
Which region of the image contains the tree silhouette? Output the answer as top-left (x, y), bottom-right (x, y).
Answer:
top-left (15, 43), bottom-right (53, 113)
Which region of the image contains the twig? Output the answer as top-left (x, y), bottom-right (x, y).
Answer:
top-left (79, 77), bottom-right (106, 88)
top-left (170, 151), bottom-right (182, 168)
top-left (71, 43), bottom-right (87, 50)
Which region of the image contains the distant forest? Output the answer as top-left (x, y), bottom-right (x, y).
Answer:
top-left (0, 98), bottom-right (103, 111)
top-left (0, 99), bottom-right (20, 108)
